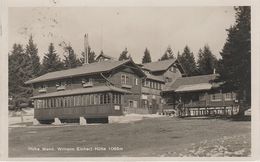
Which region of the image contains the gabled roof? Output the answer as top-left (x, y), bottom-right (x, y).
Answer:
top-left (26, 59), bottom-right (145, 84)
top-left (141, 59), bottom-right (176, 72)
top-left (163, 74), bottom-right (219, 92)
top-left (31, 85), bottom-right (132, 99)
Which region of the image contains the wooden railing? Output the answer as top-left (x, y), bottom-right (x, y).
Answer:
top-left (178, 106), bottom-right (239, 117)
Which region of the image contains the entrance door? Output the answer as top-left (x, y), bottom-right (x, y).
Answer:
top-left (149, 99), bottom-right (158, 114)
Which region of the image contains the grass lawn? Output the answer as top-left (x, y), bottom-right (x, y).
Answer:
top-left (9, 117), bottom-right (251, 157)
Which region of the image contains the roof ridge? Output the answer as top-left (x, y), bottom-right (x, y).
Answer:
top-left (179, 74), bottom-right (218, 79)
top-left (25, 59), bottom-right (132, 84)
top-left (142, 58), bottom-right (175, 65)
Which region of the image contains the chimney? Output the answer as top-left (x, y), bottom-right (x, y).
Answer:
top-left (84, 34), bottom-right (89, 65)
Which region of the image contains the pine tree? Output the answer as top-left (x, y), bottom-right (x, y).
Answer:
top-left (142, 48), bottom-right (152, 63)
top-left (197, 45), bottom-right (218, 75)
top-left (41, 43), bottom-right (64, 74)
top-left (79, 46), bottom-right (96, 64)
top-left (25, 35), bottom-right (41, 77)
top-left (218, 6), bottom-right (251, 105)
top-left (118, 48), bottom-right (129, 61)
top-left (178, 46), bottom-right (198, 76)
top-left (9, 44), bottom-right (33, 109)
top-left (159, 46), bottom-right (174, 61)
top-left (159, 53), bottom-right (169, 61)
top-left (167, 46), bottom-right (175, 59)
top-left (63, 45), bottom-right (81, 69)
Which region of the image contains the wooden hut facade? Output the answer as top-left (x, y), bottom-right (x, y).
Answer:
top-left (25, 59), bottom-right (146, 123)
top-left (161, 74), bottom-right (239, 117)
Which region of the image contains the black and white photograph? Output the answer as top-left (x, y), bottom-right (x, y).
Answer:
top-left (1, 0), bottom-right (260, 160)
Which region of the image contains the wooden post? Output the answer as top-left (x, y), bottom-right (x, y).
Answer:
top-left (20, 109), bottom-right (24, 123)
top-left (173, 93), bottom-right (176, 110)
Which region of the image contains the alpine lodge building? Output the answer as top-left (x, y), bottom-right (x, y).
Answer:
top-left (25, 45), bottom-right (239, 124)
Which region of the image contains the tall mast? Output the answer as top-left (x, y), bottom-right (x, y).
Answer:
top-left (84, 34), bottom-right (89, 64)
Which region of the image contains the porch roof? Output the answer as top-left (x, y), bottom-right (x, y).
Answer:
top-left (175, 83), bottom-right (212, 92)
top-left (31, 85), bottom-right (132, 99)
top-left (163, 74), bottom-right (219, 93)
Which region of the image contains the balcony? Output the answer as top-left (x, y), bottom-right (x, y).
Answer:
top-left (38, 88), bottom-right (47, 93)
top-left (56, 85), bottom-right (66, 91)
top-left (83, 82), bottom-right (93, 88)
top-left (122, 84), bottom-right (132, 89)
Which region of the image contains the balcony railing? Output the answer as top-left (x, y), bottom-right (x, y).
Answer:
top-left (122, 84), bottom-right (132, 89)
top-left (83, 82), bottom-right (93, 88)
top-left (38, 88), bottom-right (47, 93)
top-left (57, 85), bottom-right (66, 91)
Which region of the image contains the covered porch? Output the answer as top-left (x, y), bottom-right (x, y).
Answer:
top-left (32, 85), bottom-right (131, 123)
top-left (161, 79), bottom-right (239, 117)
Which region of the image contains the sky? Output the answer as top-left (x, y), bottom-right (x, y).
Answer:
top-left (8, 7), bottom-right (236, 63)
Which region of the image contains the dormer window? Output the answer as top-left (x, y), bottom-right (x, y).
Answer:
top-left (38, 84), bottom-right (47, 93)
top-left (56, 81), bottom-right (66, 91)
top-left (170, 66), bottom-right (177, 73)
top-left (82, 78), bottom-right (93, 88)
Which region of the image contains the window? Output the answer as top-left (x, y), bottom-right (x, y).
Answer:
top-left (135, 78), bottom-right (138, 85)
top-left (155, 82), bottom-right (158, 89)
top-left (211, 92), bottom-right (222, 101)
top-left (94, 94), bottom-right (100, 105)
top-left (113, 93), bottom-right (121, 104)
top-left (56, 81), bottom-right (66, 90)
top-left (40, 84), bottom-right (47, 89)
top-left (129, 100), bottom-right (133, 107)
top-left (104, 93), bottom-right (107, 104)
top-left (121, 74), bottom-right (127, 84)
top-left (82, 78), bottom-right (93, 87)
top-left (225, 92), bottom-right (233, 101)
top-left (39, 84), bottom-right (47, 93)
top-left (199, 93), bottom-right (206, 101)
top-left (129, 100), bottom-right (137, 108)
top-left (90, 94), bottom-right (94, 105)
top-left (146, 80), bottom-right (150, 87)
top-left (170, 66), bottom-right (177, 73)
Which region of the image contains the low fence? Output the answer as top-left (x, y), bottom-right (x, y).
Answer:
top-left (178, 106), bottom-right (239, 117)
top-left (161, 103), bottom-right (239, 117)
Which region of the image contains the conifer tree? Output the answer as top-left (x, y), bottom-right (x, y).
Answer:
top-left (79, 46), bottom-right (96, 64)
top-left (63, 45), bottom-right (81, 69)
top-left (159, 46), bottom-right (174, 61)
top-left (41, 43), bottom-right (64, 74)
top-left (197, 45), bottom-right (218, 75)
top-left (9, 44), bottom-right (33, 109)
top-left (178, 46), bottom-right (198, 76)
top-left (118, 48), bottom-right (129, 61)
top-left (218, 6), bottom-right (251, 105)
top-left (25, 35), bottom-right (41, 77)
top-left (142, 48), bottom-right (152, 63)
